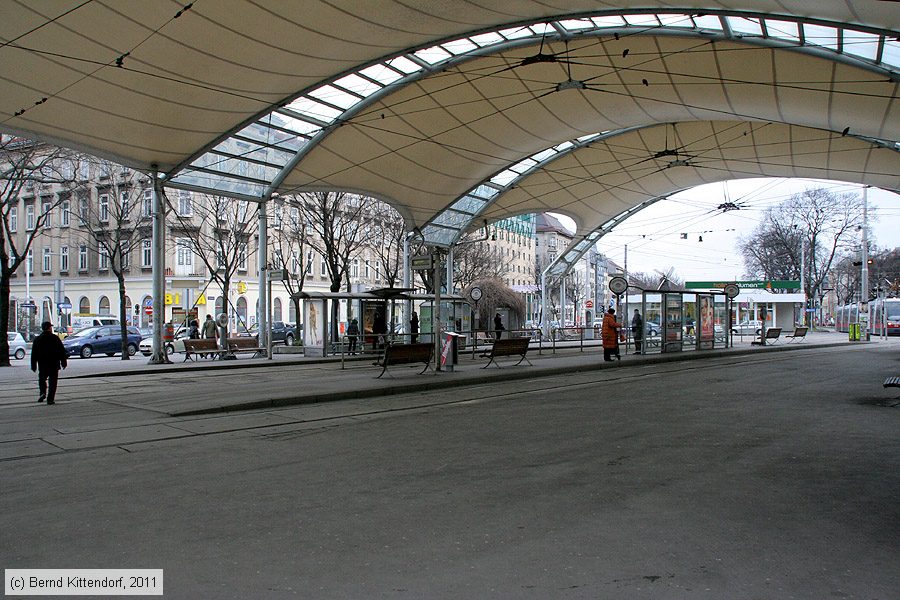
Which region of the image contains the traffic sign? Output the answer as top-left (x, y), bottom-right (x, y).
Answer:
top-left (144, 304), bottom-right (153, 316)
top-left (20, 302), bottom-right (36, 309)
top-left (585, 300), bottom-right (593, 309)
top-left (57, 302), bottom-right (72, 309)
top-left (268, 269), bottom-right (285, 280)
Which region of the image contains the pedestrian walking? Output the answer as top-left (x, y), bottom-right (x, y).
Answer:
top-left (494, 312), bottom-right (504, 340)
top-left (202, 314), bottom-right (217, 339)
top-left (601, 308), bottom-right (621, 362)
top-left (189, 319), bottom-right (200, 339)
top-left (30, 321), bottom-right (67, 405)
top-left (409, 311), bottom-right (419, 344)
top-left (631, 309), bottom-right (643, 354)
top-left (347, 318), bottom-right (360, 354)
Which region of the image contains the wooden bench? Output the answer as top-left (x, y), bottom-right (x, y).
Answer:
top-left (785, 326), bottom-right (808, 343)
top-left (227, 336), bottom-right (266, 358)
top-left (182, 338), bottom-right (221, 361)
top-left (480, 336), bottom-right (532, 369)
top-left (374, 342), bottom-right (434, 378)
top-left (883, 377), bottom-right (900, 389)
top-left (751, 327), bottom-right (782, 345)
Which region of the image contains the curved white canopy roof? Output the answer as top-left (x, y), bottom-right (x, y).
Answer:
top-left (1, 1), bottom-right (898, 246)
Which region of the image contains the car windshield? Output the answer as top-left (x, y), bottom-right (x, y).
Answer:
top-left (70, 327), bottom-right (100, 338)
top-left (7, 332), bottom-right (16, 341)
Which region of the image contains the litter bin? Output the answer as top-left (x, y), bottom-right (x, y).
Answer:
top-left (849, 323), bottom-right (860, 341)
top-left (441, 332), bottom-right (461, 371)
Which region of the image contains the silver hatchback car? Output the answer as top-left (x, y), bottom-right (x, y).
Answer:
top-left (7, 331), bottom-right (26, 360)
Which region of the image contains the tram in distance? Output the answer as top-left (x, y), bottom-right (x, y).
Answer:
top-left (835, 298), bottom-right (900, 336)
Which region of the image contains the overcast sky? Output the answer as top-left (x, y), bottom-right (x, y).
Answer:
top-left (553, 178), bottom-right (899, 282)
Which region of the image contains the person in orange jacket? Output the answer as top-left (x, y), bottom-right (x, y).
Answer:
top-left (601, 307), bottom-right (622, 362)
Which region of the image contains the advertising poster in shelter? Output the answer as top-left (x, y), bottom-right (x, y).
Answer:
top-left (700, 294), bottom-right (714, 348)
top-left (304, 298), bottom-right (325, 357)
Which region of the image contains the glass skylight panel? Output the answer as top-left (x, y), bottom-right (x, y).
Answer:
top-left (334, 73), bottom-right (382, 97)
top-left (442, 38), bottom-right (478, 55)
top-left (554, 141), bottom-right (574, 152)
top-left (727, 16), bottom-right (763, 37)
top-left (449, 195), bottom-right (486, 215)
top-left (169, 172), bottom-right (267, 199)
top-left (308, 85), bottom-right (359, 109)
top-left (559, 19), bottom-right (595, 31)
top-left (882, 38), bottom-right (899, 68)
top-left (421, 224), bottom-right (455, 245)
top-left (531, 148), bottom-right (557, 163)
top-left (284, 97), bottom-right (343, 122)
top-left (414, 45), bottom-right (452, 64)
top-left (470, 31), bottom-right (505, 46)
top-left (763, 19), bottom-right (800, 43)
top-left (591, 16), bottom-right (626, 28)
top-left (692, 15), bottom-right (723, 31)
top-left (509, 158), bottom-right (537, 174)
top-left (841, 30), bottom-right (880, 61)
top-left (213, 139), bottom-right (292, 166)
top-left (623, 14), bottom-right (661, 27)
top-left (359, 64), bottom-right (404, 86)
top-left (270, 111), bottom-right (322, 136)
top-left (498, 26), bottom-right (535, 40)
top-left (802, 24), bottom-right (839, 50)
top-left (233, 123), bottom-right (304, 154)
top-left (490, 169), bottom-right (518, 186)
top-left (433, 211), bottom-right (470, 229)
top-left (471, 184), bottom-right (498, 199)
top-left (528, 23), bottom-right (554, 36)
top-left (657, 14), bottom-right (693, 28)
top-left (386, 56), bottom-right (422, 74)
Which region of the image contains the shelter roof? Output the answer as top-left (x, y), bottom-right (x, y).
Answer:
top-left (1, 1), bottom-right (898, 247)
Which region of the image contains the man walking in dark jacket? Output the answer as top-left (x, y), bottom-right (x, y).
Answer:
top-left (30, 321), bottom-right (67, 405)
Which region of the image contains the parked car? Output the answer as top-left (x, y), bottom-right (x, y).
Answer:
top-left (731, 320), bottom-right (762, 335)
top-left (63, 325), bottom-right (141, 358)
top-left (245, 321), bottom-right (296, 345)
top-left (139, 327), bottom-right (189, 356)
top-left (7, 332), bottom-right (26, 360)
top-left (69, 315), bottom-right (119, 334)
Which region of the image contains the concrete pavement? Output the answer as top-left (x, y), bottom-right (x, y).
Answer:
top-left (1, 336), bottom-right (898, 599)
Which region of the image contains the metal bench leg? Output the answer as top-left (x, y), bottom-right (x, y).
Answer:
top-left (376, 363), bottom-right (390, 379)
top-left (514, 353), bottom-right (533, 366)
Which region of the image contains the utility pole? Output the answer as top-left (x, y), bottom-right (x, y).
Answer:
top-left (861, 186), bottom-right (869, 306)
top-left (800, 236), bottom-right (806, 326)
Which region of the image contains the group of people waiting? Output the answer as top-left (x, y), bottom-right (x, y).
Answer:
top-left (600, 307), bottom-right (644, 362)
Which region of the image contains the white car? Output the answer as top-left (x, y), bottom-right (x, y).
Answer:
top-left (731, 320), bottom-right (762, 335)
top-left (7, 332), bottom-right (26, 360)
top-left (139, 328), bottom-right (188, 356)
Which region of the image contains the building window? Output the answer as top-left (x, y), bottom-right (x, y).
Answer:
top-left (141, 239), bottom-right (152, 267)
top-left (99, 247), bottom-right (108, 270)
top-left (60, 200), bottom-right (69, 227)
top-left (142, 189), bottom-right (152, 217)
top-left (120, 244), bottom-right (129, 269)
top-left (79, 297), bottom-right (90, 313)
top-left (272, 204), bottom-right (282, 229)
top-left (99, 194), bottom-right (109, 222)
top-left (41, 201), bottom-right (52, 229)
top-left (99, 162), bottom-right (111, 179)
top-left (178, 190), bottom-right (192, 216)
top-left (60, 246), bottom-right (69, 271)
top-left (26, 205), bottom-right (35, 230)
top-left (320, 257), bottom-right (326, 277)
top-left (352, 258), bottom-right (359, 278)
top-left (176, 238), bottom-right (193, 268)
top-left (99, 296), bottom-right (110, 315)
top-left (78, 245), bottom-right (88, 271)
top-left (78, 161), bottom-right (89, 180)
top-left (364, 259), bottom-right (370, 278)
top-left (79, 196), bottom-right (89, 222)
top-left (290, 251), bottom-right (300, 274)
top-left (305, 251), bottom-right (313, 277)
top-left (26, 249), bottom-right (33, 274)
top-left (238, 243), bottom-right (247, 271)
top-left (273, 298), bottom-right (282, 322)
top-left (9, 207), bottom-right (16, 233)
top-left (42, 248), bottom-right (51, 273)
top-left (120, 191), bottom-right (130, 217)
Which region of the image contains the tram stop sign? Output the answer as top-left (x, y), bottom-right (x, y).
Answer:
top-left (144, 304), bottom-right (153, 316)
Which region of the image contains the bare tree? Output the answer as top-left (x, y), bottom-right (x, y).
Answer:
top-left (740, 188), bottom-right (865, 310)
top-left (366, 201), bottom-right (406, 289)
top-left (0, 137), bottom-right (80, 366)
top-left (171, 193), bottom-right (258, 346)
top-left (71, 158), bottom-right (149, 359)
top-left (452, 234), bottom-right (505, 292)
top-left (269, 196), bottom-right (312, 327)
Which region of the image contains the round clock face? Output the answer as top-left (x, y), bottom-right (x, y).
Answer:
top-left (470, 287), bottom-right (482, 301)
top-left (723, 283), bottom-right (740, 299)
top-left (609, 276), bottom-right (628, 295)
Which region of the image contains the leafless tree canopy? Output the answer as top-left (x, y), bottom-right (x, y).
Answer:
top-left (0, 137), bottom-right (80, 365)
top-left (739, 187), bottom-right (865, 299)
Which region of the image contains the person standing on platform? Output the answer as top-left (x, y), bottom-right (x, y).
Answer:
top-left (409, 312), bottom-right (419, 343)
top-left (631, 309), bottom-right (643, 354)
top-left (494, 313), bottom-right (504, 340)
top-left (202, 314), bottom-right (217, 339)
top-left (346, 318), bottom-right (360, 355)
top-left (601, 308), bottom-right (622, 362)
top-left (30, 321), bottom-right (67, 405)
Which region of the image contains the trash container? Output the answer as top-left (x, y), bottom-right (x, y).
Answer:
top-left (849, 323), bottom-right (860, 341)
top-left (441, 332), bottom-right (460, 371)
